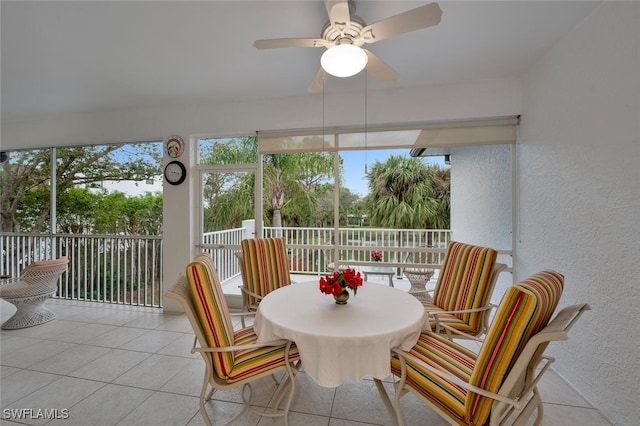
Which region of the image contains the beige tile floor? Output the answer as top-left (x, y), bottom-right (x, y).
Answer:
top-left (1, 290), bottom-right (612, 426)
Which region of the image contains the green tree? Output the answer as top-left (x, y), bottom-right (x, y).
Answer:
top-left (338, 186), bottom-right (361, 226)
top-left (200, 137), bottom-right (257, 231)
top-left (93, 192), bottom-right (127, 234)
top-left (199, 137), bottom-right (335, 230)
top-left (0, 144), bottom-right (161, 233)
top-left (366, 155), bottom-right (449, 229)
top-left (121, 192), bottom-right (163, 235)
top-left (314, 182), bottom-right (336, 228)
top-left (203, 171), bottom-right (256, 231)
top-left (197, 134), bottom-right (348, 230)
top-left (56, 187), bottom-right (99, 234)
top-left (274, 152), bottom-right (335, 227)
top-left (430, 165), bottom-right (451, 229)
top-left (0, 148), bottom-right (51, 232)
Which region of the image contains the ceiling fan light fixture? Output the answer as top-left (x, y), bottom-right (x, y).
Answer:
top-left (321, 44), bottom-right (368, 78)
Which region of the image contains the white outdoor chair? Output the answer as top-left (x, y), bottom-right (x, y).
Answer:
top-left (165, 253), bottom-right (300, 426)
top-left (389, 270), bottom-right (589, 426)
top-left (420, 241), bottom-right (505, 340)
top-left (238, 238), bottom-right (292, 314)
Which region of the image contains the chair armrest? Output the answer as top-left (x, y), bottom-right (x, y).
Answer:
top-left (192, 338), bottom-right (294, 353)
top-left (229, 312), bottom-right (256, 318)
top-left (427, 304), bottom-right (496, 339)
top-left (392, 348), bottom-right (526, 410)
top-left (436, 323), bottom-right (486, 342)
top-left (239, 286), bottom-right (264, 301)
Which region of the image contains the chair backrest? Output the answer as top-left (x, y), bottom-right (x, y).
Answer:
top-left (164, 274), bottom-right (210, 356)
top-left (491, 302), bottom-right (590, 424)
top-left (184, 252), bottom-right (236, 379)
top-left (240, 238), bottom-right (291, 307)
top-left (432, 241), bottom-right (498, 328)
top-left (20, 256), bottom-right (69, 290)
top-left (234, 250), bottom-right (247, 285)
top-left (464, 270), bottom-right (564, 425)
top-left (475, 262), bottom-right (508, 336)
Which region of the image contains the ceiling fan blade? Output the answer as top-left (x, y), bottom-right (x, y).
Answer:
top-left (364, 49), bottom-right (399, 84)
top-left (325, 0), bottom-right (351, 32)
top-left (254, 38), bottom-right (328, 49)
top-left (308, 68), bottom-right (327, 93)
top-left (360, 2), bottom-right (442, 44)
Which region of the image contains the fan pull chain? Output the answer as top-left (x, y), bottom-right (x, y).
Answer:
top-left (322, 73), bottom-right (325, 153)
top-left (364, 68), bottom-right (368, 174)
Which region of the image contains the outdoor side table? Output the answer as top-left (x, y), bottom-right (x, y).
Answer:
top-left (362, 265), bottom-right (396, 287)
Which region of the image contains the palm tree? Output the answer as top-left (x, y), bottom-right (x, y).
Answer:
top-left (263, 151), bottom-right (333, 228)
top-left (366, 155), bottom-right (450, 263)
top-left (201, 136), bottom-right (334, 229)
top-left (429, 165), bottom-right (451, 229)
top-left (367, 155), bottom-right (447, 229)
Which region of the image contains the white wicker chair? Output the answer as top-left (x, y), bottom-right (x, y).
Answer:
top-left (0, 257), bottom-right (69, 329)
top-left (402, 247), bottom-right (436, 302)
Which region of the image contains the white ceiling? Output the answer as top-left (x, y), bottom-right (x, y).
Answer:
top-left (1, 1), bottom-right (601, 122)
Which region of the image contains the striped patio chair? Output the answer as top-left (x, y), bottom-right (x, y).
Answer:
top-left (389, 270), bottom-right (590, 426)
top-left (422, 241), bottom-right (505, 340)
top-left (164, 252), bottom-right (300, 426)
top-left (238, 238), bottom-right (291, 316)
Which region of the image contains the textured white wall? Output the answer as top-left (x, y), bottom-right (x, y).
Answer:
top-left (450, 144), bottom-right (514, 303)
top-left (519, 3), bottom-right (640, 425)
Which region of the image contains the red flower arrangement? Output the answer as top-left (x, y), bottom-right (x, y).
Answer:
top-left (319, 268), bottom-right (364, 297)
top-left (371, 251), bottom-right (383, 262)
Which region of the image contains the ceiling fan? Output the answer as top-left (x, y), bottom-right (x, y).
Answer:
top-left (254, 0), bottom-right (442, 92)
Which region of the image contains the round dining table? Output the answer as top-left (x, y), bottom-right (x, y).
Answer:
top-left (253, 280), bottom-right (426, 388)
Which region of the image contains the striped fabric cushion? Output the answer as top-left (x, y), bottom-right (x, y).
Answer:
top-left (235, 251), bottom-right (259, 312)
top-left (186, 253), bottom-right (236, 379)
top-left (429, 241), bottom-right (497, 334)
top-left (391, 332), bottom-right (478, 425)
top-left (226, 326), bottom-right (301, 383)
top-left (240, 238), bottom-right (291, 308)
top-left (464, 270), bottom-right (564, 425)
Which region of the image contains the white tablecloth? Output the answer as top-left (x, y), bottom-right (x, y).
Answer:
top-left (254, 281), bottom-right (426, 387)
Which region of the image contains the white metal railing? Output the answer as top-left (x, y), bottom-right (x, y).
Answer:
top-left (264, 226), bottom-right (453, 277)
top-left (201, 227), bottom-right (245, 282)
top-left (199, 226), bottom-right (453, 283)
top-left (2, 227), bottom-right (510, 305)
top-left (0, 233), bottom-right (163, 307)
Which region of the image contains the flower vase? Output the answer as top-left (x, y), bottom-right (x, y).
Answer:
top-left (334, 290), bottom-right (350, 305)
